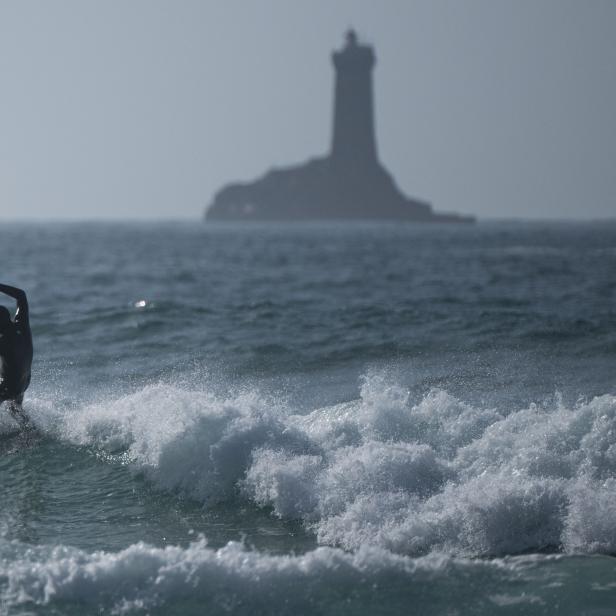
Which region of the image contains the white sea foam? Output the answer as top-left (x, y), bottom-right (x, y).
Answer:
top-left (0, 536), bottom-right (551, 615)
top-left (27, 375), bottom-right (616, 557)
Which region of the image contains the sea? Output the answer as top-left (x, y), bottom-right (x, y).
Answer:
top-left (0, 220), bottom-right (615, 615)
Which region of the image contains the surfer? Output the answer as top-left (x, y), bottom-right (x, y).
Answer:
top-left (0, 284), bottom-right (33, 427)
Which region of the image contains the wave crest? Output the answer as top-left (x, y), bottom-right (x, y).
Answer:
top-left (31, 375), bottom-right (616, 557)
top-left (0, 537), bottom-right (563, 615)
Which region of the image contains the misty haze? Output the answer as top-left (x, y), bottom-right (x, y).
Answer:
top-left (0, 3), bottom-right (615, 616)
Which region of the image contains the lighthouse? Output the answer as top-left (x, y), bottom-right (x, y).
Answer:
top-left (205, 31), bottom-right (474, 223)
top-left (331, 30), bottom-right (378, 168)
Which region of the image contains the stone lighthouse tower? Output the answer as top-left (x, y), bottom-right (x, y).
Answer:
top-left (205, 30), bottom-right (474, 223)
top-left (331, 30), bottom-right (378, 168)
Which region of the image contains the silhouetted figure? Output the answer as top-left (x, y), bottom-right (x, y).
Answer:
top-left (0, 284), bottom-right (33, 427)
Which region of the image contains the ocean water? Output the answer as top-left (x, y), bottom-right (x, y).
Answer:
top-left (0, 220), bottom-right (615, 615)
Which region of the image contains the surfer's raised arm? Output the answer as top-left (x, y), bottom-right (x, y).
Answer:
top-left (0, 283), bottom-right (29, 325)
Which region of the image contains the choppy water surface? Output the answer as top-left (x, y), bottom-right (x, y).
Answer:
top-left (1, 221), bottom-right (615, 615)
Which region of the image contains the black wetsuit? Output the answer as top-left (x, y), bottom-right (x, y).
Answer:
top-left (0, 285), bottom-right (33, 410)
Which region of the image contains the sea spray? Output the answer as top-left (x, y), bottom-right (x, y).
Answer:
top-left (28, 374), bottom-right (616, 558)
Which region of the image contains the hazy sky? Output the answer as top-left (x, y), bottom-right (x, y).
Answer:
top-left (1, 0), bottom-right (615, 221)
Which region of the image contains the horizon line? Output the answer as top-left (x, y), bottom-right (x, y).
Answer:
top-left (1, 216), bottom-right (616, 225)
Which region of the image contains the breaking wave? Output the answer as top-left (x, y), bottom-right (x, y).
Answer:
top-left (24, 374), bottom-right (616, 557)
top-left (1, 535), bottom-right (570, 616)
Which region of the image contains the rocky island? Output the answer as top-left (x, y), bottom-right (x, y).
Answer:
top-left (205, 30), bottom-right (474, 223)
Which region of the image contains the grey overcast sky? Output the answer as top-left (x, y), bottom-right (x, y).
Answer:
top-left (1, 0), bottom-right (615, 221)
